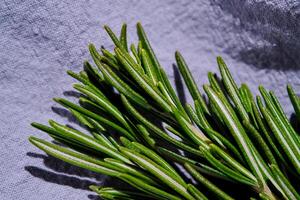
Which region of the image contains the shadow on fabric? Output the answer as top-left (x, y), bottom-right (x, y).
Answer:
top-left (212, 0), bottom-right (300, 70)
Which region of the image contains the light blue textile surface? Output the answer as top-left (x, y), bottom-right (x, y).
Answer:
top-left (1, 0), bottom-right (299, 199)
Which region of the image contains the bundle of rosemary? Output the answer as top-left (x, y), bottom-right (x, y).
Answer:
top-left (29, 23), bottom-right (300, 200)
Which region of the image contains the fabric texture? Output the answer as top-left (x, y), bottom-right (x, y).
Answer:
top-left (1, 0), bottom-right (299, 199)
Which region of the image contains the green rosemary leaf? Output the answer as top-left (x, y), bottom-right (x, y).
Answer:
top-left (119, 147), bottom-right (195, 200)
top-left (165, 125), bottom-right (186, 139)
top-left (270, 164), bottom-right (300, 200)
top-left (204, 128), bottom-right (244, 163)
top-left (67, 70), bottom-right (88, 84)
top-left (217, 56), bottom-right (249, 122)
top-left (48, 120), bottom-right (131, 163)
top-left (99, 193), bottom-right (128, 200)
top-left (79, 96), bottom-right (106, 114)
top-left (137, 41), bottom-right (143, 60)
top-left (130, 43), bottom-right (142, 66)
top-left (120, 24), bottom-right (128, 51)
top-left (115, 43), bottom-right (148, 76)
top-left (200, 146), bottom-right (257, 186)
top-left (69, 108), bottom-right (93, 129)
top-left (194, 100), bottom-right (211, 130)
top-left (260, 106), bottom-right (300, 174)
top-left (115, 48), bottom-right (171, 112)
top-left (185, 103), bottom-right (199, 122)
top-left (121, 94), bottom-right (203, 156)
top-left (254, 97), bottom-right (287, 164)
top-left (136, 22), bottom-right (161, 83)
top-left (119, 136), bottom-right (135, 149)
top-left (287, 84), bottom-right (300, 122)
top-left (53, 98), bottom-right (135, 141)
top-left (208, 72), bottom-right (223, 95)
top-left (89, 44), bottom-right (150, 108)
top-left (119, 138), bottom-right (144, 157)
top-left (259, 192), bottom-right (272, 200)
top-left (210, 144), bottom-right (256, 183)
top-left (130, 142), bottom-right (184, 185)
top-left (184, 163), bottom-right (234, 200)
top-left (175, 51), bottom-right (209, 114)
top-left (141, 49), bottom-right (156, 84)
top-left (259, 86), bottom-right (300, 157)
top-left (136, 124), bottom-right (156, 147)
top-left (103, 158), bottom-right (159, 187)
top-left (31, 122), bottom-right (101, 154)
top-left (73, 84), bottom-right (130, 129)
top-left (157, 147), bottom-right (229, 180)
top-left (90, 186), bottom-right (151, 200)
top-left (242, 120), bottom-right (277, 166)
top-left (100, 56), bottom-right (121, 72)
top-left (67, 69), bottom-right (107, 99)
top-left (188, 103), bottom-right (241, 159)
top-left (261, 87), bottom-right (300, 153)
top-left (129, 45), bottom-right (144, 73)
top-left (29, 137), bottom-right (121, 176)
top-left (203, 85), bottom-right (264, 186)
top-left (187, 184), bottom-right (208, 200)
top-left (83, 60), bottom-right (104, 82)
top-left (208, 99), bottom-right (225, 126)
top-left (239, 85), bottom-right (251, 113)
top-left (79, 70), bottom-right (89, 81)
top-left (157, 81), bottom-right (176, 107)
top-left (172, 106), bottom-right (209, 147)
top-left (249, 122), bottom-right (296, 197)
top-left (119, 173), bottom-right (182, 200)
top-left (84, 116), bottom-right (106, 132)
top-left (101, 48), bottom-right (119, 66)
top-left (157, 147), bottom-right (197, 165)
top-left (91, 131), bottom-right (116, 150)
top-left (104, 25), bottom-right (124, 50)
top-left (269, 90), bottom-right (300, 146)
top-left (240, 84), bottom-right (259, 128)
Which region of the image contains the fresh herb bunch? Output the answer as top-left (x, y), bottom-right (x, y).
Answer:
top-left (29, 23), bottom-right (300, 200)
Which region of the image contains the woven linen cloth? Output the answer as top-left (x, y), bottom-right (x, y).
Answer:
top-left (1, 0), bottom-right (299, 199)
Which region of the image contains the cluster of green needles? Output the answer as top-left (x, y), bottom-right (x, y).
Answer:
top-left (30, 23), bottom-right (300, 200)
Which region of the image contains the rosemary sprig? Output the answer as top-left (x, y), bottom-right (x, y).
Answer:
top-left (30, 23), bottom-right (300, 200)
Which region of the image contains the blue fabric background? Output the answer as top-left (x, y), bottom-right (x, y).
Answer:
top-left (1, 0), bottom-right (299, 199)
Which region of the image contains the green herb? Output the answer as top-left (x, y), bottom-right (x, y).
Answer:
top-left (30, 23), bottom-right (300, 200)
